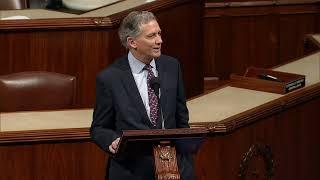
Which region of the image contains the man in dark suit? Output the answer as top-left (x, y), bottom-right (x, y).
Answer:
top-left (90, 11), bottom-right (194, 180)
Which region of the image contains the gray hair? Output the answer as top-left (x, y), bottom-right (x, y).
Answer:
top-left (118, 11), bottom-right (157, 48)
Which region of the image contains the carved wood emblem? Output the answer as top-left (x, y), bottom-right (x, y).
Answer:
top-left (159, 146), bottom-right (174, 160)
top-left (153, 143), bottom-right (180, 180)
top-left (238, 143), bottom-right (274, 180)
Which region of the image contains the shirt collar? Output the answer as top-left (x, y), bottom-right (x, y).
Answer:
top-left (128, 51), bottom-right (156, 74)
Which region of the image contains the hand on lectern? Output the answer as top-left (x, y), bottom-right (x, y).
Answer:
top-left (109, 137), bottom-right (120, 154)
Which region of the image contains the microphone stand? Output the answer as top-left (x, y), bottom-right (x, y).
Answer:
top-left (155, 93), bottom-right (165, 129)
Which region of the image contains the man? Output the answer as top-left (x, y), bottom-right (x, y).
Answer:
top-left (90, 11), bottom-right (194, 180)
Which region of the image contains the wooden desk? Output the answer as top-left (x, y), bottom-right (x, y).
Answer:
top-left (0, 109), bottom-right (104, 180)
top-left (312, 34), bottom-right (320, 44)
top-left (305, 34), bottom-right (320, 53)
top-left (1, 109), bottom-right (92, 132)
top-left (189, 52), bottom-right (320, 124)
top-left (1, 52), bottom-right (320, 179)
top-left (190, 52), bottom-right (320, 179)
top-left (0, 0), bottom-right (149, 19)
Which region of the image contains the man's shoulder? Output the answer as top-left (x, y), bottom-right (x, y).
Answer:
top-left (159, 54), bottom-right (177, 61)
top-left (97, 55), bottom-right (127, 80)
top-left (158, 54), bottom-right (179, 65)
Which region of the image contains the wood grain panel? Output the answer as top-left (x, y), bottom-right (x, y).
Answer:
top-left (204, 14), bottom-right (279, 79)
top-left (203, 16), bottom-right (232, 78)
top-left (318, 13), bottom-right (320, 32)
top-left (0, 0), bottom-right (203, 108)
top-left (203, 1), bottom-right (320, 81)
top-left (205, 0), bottom-right (319, 5)
top-left (279, 14), bottom-right (318, 61)
top-left (0, 141), bottom-right (107, 180)
top-left (0, 29), bottom-right (116, 107)
top-left (156, 1), bottom-right (203, 97)
top-left (194, 97), bottom-right (320, 179)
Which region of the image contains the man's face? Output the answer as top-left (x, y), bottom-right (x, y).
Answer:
top-left (129, 20), bottom-right (162, 63)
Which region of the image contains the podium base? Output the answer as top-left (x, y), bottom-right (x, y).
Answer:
top-left (153, 141), bottom-right (180, 180)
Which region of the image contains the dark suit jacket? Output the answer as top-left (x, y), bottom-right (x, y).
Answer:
top-left (90, 54), bottom-right (194, 180)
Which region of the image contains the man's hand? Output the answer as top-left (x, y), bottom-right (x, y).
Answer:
top-left (108, 137), bottom-right (120, 154)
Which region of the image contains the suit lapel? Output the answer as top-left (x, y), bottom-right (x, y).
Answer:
top-left (155, 57), bottom-right (168, 123)
top-left (117, 57), bottom-right (153, 127)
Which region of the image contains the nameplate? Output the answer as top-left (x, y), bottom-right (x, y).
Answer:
top-left (230, 67), bottom-right (306, 94)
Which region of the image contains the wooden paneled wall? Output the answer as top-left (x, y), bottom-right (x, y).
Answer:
top-left (203, 0), bottom-right (320, 79)
top-left (0, 0), bottom-right (203, 108)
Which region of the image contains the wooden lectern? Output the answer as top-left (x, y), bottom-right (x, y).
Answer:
top-left (114, 128), bottom-right (207, 180)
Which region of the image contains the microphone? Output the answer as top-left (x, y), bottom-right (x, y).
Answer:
top-left (150, 77), bottom-right (165, 129)
top-left (150, 77), bottom-right (160, 97)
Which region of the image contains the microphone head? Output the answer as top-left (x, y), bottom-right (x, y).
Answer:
top-left (150, 77), bottom-right (160, 97)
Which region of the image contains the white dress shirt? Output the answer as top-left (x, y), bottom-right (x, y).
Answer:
top-left (128, 51), bottom-right (158, 120)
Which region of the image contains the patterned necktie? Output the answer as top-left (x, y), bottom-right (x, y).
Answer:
top-left (144, 64), bottom-right (159, 126)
